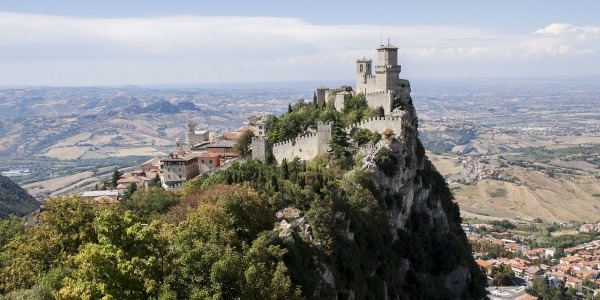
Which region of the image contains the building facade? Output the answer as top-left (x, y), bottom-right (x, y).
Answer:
top-left (160, 152), bottom-right (200, 190)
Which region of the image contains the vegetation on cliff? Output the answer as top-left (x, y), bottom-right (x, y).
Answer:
top-left (0, 174), bottom-right (39, 218)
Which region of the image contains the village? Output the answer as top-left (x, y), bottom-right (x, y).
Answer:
top-left (77, 115), bottom-right (270, 202)
top-left (463, 222), bottom-right (600, 298)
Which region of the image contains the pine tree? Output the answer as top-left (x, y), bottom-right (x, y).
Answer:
top-left (111, 168), bottom-right (123, 189)
top-left (329, 121), bottom-right (349, 158)
top-left (281, 159), bottom-right (289, 180)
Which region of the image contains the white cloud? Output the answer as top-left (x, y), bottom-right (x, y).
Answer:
top-left (0, 12), bottom-right (599, 85)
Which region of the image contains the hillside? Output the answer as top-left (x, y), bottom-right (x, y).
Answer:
top-left (0, 175), bottom-right (39, 218)
top-left (430, 152), bottom-right (600, 222)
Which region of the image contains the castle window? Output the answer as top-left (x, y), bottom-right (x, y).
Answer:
top-left (209, 160), bottom-right (212, 164)
top-left (360, 65), bottom-right (363, 72)
top-left (179, 175), bottom-right (182, 179)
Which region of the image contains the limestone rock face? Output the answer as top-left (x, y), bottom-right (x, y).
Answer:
top-left (356, 80), bottom-right (482, 299)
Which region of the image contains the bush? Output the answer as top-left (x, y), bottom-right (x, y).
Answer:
top-left (374, 148), bottom-right (398, 176)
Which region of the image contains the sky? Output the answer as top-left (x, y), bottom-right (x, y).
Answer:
top-left (1, 0), bottom-right (599, 86)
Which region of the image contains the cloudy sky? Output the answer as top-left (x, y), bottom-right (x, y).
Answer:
top-left (1, 0), bottom-right (599, 86)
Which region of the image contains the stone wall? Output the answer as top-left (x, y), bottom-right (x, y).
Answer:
top-left (256, 115), bottom-right (409, 164)
top-left (251, 137), bottom-right (270, 160)
top-left (270, 121), bottom-right (333, 163)
top-left (272, 133), bottom-right (320, 163)
top-left (364, 90), bottom-right (395, 114)
top-left (344, 116), bottom-right (404, 137)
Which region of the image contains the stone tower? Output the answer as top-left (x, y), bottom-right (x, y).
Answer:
top-left (187, 121), bottom-right (195, 145)
top-left (251, 137), bottom-right (270, 160)
top-left (375, 43), bottom-right (401, 92)
top-left (316, 86), bottom-right (329, 108)
top-left (356, 58), bottom-right (372, 94)
top-left (317, 121), bottom-right (333, 154)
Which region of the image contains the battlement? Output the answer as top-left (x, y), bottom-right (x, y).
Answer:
top-left (343, 116), bottom-right (400, 131)
top-left (375, 65), bottom-right (401, 73)
top-left (364, 90), bottom-right (393, 96)
top-left (272, 132), bottom-right (318, 148)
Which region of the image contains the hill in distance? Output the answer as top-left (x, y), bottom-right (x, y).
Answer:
top-left (0, 174), bottom-right (39, 218)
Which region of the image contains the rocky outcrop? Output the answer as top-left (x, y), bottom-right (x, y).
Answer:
top-left (354, 80), bottom-right (485, 299)
top-left (266, 80), bottom-right (486, 299)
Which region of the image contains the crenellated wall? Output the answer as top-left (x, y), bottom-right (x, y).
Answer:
top-left (253, 115), bottom-right (410, 164)
top-left (344, 116), bottom-right (404, 138)
top-left (270, 121), bottom-right (333, 163)
top-left (272, 133), bottom-right (320, 163)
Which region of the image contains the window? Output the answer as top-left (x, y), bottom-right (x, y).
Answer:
top-left (209, 160), bottom-right (212, 163)
top-left (168, 175), bottom-right (171, 179)
top-left (179, 175), bottom-right (182, 178)
top-left (201, 160), bottom-right (204, 163)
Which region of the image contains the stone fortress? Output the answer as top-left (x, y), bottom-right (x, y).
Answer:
top-left (187, 121), bottom-right (211, 148)
top-left (252, 42), bottom-right (412, 163)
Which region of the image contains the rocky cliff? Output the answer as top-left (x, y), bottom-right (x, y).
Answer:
top-left (276, 81), bottom-right (487, 299)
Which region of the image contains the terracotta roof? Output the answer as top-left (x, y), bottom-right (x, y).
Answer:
top-left (567, 276), bottom-right (582, 283)
top-left (117, 177), bottom-right (139, 184)
top-left (206, 140), bottom-right (235, 148)
top-left (475, 259), bottom-right (492, 269)
top-left (562, 256), bottom-right (584, 263)
top-left (199, 151), bottom-right (223, 158)
top-left (116, 184), bottom-right (127, 189)
top-left (223, 132), bottom-right (242, 140)
top-left (516, 294), bottom-right (539, 300)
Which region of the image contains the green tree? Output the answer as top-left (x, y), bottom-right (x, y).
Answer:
top-left (150, 173), bottom-right (161, 187)
top-left (234, 129), bottom-right (255, 156)
top-left (0, 216), bottom-right (24, 247)
top-left (122, 183), bottom-right (138, 201)
top-left (374, 147), bottom-right (398, 176)
top-left (490, 264), bottom-right (514, 286)
top-left (0, 196), bottom-right (99, 293)
top-left (57, 210), bottom-right (168, 300)
top-left (123, 187), bottom-right (180, 221)
top-left (110, 168), bottom-right (123, 189)
top-left (329, 121), bottom-right (349, 158)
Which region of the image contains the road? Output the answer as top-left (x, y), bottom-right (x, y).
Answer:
top-left (487, 286), bottom-right (528, 300)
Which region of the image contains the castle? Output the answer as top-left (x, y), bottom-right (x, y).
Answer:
top-left (316, 42), bottom-right (410, 115)
top-left (252, 42), bottom-right (411, 163)
top-left (187, 121), bottom-right (211, 148)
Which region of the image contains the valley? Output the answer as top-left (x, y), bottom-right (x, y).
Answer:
top-left (1, 78), bottom-right (599, 222)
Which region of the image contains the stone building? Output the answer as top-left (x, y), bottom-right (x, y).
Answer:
top-left (187, 121), bottom-right (210, 148)
top-left (159, 139), bottom-right (200, 190)
top-left (316, 42), bottom-right (409, 115)
top-left (160, 151), bottom-right (200, 190)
